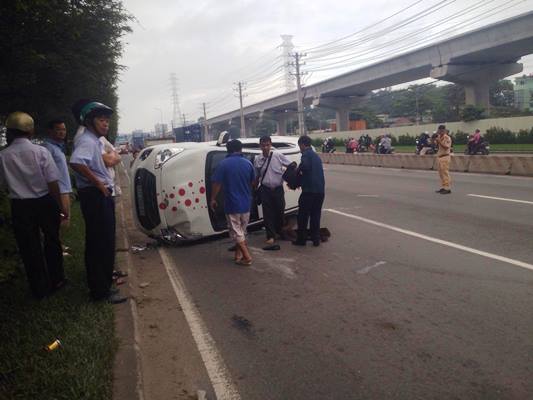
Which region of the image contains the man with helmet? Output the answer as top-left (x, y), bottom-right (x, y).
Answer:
top-left (70, 101), bottom-right (126, 304)
top-left (0, 112), bottom-right (67, 299)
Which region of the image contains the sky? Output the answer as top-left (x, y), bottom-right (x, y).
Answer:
top-left (117, 0), bottom-right (533, 133)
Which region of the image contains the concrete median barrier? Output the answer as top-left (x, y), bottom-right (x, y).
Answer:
top-left (321, 152), bottom-right (533, 177)
top-left (509, 156), bottom-right (533, 176)
top-left (401, 155), bottom-right (436, 170)
top-left (380, 155), bottom-right (403, 169)
top-left (449, 155), bottom-right (470, 172)
top-left (359, 154), bottom-right (379, 166)
top-left (468, 155), bottom-right (512, 175)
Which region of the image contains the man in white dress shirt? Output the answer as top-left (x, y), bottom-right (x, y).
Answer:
top-left (253, 135), bottom-right (292, 245)
top-left (0, 112), bottom-right (67, 298)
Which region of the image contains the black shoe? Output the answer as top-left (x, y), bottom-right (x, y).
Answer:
top-left (312, 239), bottom-right (320, 247)
top-left (263, 244), bottom-right (281, 251)
top-left (440, 189), bottom-right (451, 194)
top-left (107, 292), bottom-right (128, 304)
top-left (292, 240), bottom-right (306, 246)
top-left (435, 188), bottom-right (445, 193)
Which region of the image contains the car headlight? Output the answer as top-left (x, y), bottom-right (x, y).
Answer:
top-left (154, 148), bottom-right (184, 169)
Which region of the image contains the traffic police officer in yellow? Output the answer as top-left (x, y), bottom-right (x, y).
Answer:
top-left (0, 112), bottom-right (67, 298)
top-left (435, 124), bottom-right (452, 194)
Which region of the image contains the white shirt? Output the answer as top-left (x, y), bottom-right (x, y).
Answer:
top-left (99, 136), bottom-right (121, 196)
top-left (0, 138), bottom-right (60, 199)
top-left (253, 150), bottom-right (292, 189)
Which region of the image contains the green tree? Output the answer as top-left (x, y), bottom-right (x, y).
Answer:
top-left (490, 80), bottom-right (514, 108)
top-left (0, 0), bottom-right (132, 140)
top-left (461, 105), bottom-right (485, 121)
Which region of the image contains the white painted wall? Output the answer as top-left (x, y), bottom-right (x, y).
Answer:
top-left (309, 116), bottom-right (533, 140)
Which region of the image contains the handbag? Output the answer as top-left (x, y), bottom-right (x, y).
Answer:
top-left (282, 162), bottom-right (301, 190)
top-left (255, 152), bottom-right (273, 206)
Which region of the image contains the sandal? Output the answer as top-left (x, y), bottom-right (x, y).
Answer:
top-left (235, 258), bottom-right (252, 266)
top-left (114, 277), bottom-right (127, 286)
top-left (113, 270), bottom-right (128, 278)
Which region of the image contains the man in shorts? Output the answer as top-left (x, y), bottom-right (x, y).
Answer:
top-left (210, 140), bottom-right (255, 265)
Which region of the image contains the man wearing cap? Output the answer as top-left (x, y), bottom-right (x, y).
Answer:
top-left (42, 119), bottom-right (72, 229)
top-left (435, 124), bottom-right (452, 194)
top-left (0, 112), bottom-right (67, 298)
top-left (70, 101), bottom-right (126, 304)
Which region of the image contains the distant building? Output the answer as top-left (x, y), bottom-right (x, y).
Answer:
top-left (514, 75), bottom-right (533, 111)
top-left (154, 123), bottom-right (168, 137)
top-left (390, 117), bottom-right (412, 127)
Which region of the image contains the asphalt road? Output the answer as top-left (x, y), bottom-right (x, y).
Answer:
top-left (146, 162), bottom-right (533, 399)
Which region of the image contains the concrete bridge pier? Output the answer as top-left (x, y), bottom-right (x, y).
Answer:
top-left (273, 112), bottom-right (291, 136)
top-left (312, 96), bottom-right (363, 132)
top-left (245, 118), bottom-right (259, 138)
top-left (430, 62), bottom-right (523, 112)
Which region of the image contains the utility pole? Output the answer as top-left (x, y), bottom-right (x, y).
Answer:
top-left (182, 113), bottom-right (187, 127)
top-left (290, 52), bottom-right (306, 136)
top-left (234, 81), bottom-right (246, 138)
top-left (202, 102), bottom-right (209, 141)
top-left (415, 86), bottom-right (420, 126)
top-left (170, 73), bottom-right (181, 130)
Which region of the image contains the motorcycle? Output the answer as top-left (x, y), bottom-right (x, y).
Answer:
top-left (377, 143), bottom-right (394, 154)
top-left (415, 133), bottom-right (437, 155)
top-left (464, 139), bottom-right (490, 155)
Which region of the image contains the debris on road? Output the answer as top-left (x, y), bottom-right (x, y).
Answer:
top-left (44, 339), bottom-right (62, 352)
top-left (139, 282), bottom-right (150, 289)
top-left (231, 314), bottom-right (254, 335)
top-left (131, 245), bottom-right (146, 253)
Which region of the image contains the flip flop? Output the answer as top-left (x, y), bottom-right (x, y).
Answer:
top-left (114, 277), bottom-right (127, 285)
top-left (235, 259), bottom-right (252, 266)
top-left (113, 270), bottom-right (128, 278)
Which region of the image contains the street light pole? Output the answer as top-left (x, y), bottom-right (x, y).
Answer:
top-left (154, 108), bottom-right (163, 137)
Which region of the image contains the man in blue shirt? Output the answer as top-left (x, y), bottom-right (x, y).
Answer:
top-left (293, 135), bottom-right (325, 247)
top-left (70, 101), bottom-right (126, 304)
top-left (43, 119), bottom-right (72, 229)
top-left (210, 140), bottom-right (255, 265)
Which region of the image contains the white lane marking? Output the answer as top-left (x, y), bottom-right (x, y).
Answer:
top-left (358, 261), bottom-right (387, 274)
top-left (325, 209), bottom-right (533, 272)
top-left (158, 248), bottom-right (241, 400)
top-left (116, 167), bottom-right (145, 400)
top-left (357, 195), bottom-right (380, 198)
top-left (249, 247), bottom-right (296, 279)
top-left (467, 194), bottom-right (533, 205)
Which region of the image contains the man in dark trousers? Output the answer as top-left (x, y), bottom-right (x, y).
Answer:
top-left (292, 135), bottom-right (325, 247)
top-left (70, 101), bottom-right (126, 304)
top-left (254, 135), bottom-right (292, 245)
top-left (0, 112), bottom-right (67, 298)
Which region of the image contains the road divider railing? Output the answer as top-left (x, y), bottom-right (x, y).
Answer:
top-left (319, 153), bottom-right (533, 177)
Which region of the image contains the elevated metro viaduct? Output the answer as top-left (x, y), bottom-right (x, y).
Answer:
top-left (206, 11), bottom-right (533, 137)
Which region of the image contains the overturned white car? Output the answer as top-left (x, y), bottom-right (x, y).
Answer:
top-left (130, 134), bottom-right (302, 243)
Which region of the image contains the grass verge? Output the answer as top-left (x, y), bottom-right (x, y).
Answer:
top-left (0, 198), bottom-right (116, 400)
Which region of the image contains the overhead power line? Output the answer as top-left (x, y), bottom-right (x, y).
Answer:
top-left (304, 0), bottom-right (525, 73)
